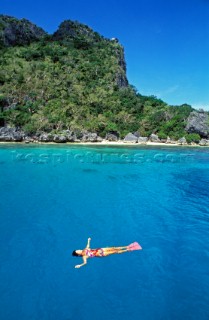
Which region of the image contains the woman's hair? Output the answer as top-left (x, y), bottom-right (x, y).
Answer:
top-left (72, 250), bottom-right (81, 257)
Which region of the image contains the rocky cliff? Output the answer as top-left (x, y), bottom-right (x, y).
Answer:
top-left (52, 20), bottom-right (102, 44)
top-left (0, 15), bottom-right (47, 47)
top-left (186, 110), bottom-right (209, 138)
top-left (52, 19), bottom-right (128, 88)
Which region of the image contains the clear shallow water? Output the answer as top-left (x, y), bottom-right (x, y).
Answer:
top-left (0, 144), bottom-right (209, 320)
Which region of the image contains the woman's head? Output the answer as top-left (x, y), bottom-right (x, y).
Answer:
top-left (72, 250), bottom-right (83, 257)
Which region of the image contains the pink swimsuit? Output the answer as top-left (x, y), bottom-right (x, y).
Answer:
top-left (85, 248), bottom-right (104, 258)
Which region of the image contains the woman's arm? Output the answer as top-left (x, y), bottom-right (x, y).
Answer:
top-left (85, 237), bottom-right (91, 249)
top-left (75, 256), bottom-right (87, 268)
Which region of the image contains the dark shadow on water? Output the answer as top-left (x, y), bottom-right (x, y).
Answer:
top-left (122, 173), bottom-right (140, 179)
top-left (170, 168), bottom-right (209, 223)
top-left (107, 175), bottom-right (118, 181)
top-left (172, 168), bottom-right (209, 199)
top-left (82, 168), bottom-right (98, 173)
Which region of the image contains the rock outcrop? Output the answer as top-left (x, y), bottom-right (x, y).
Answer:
top-left (186, 111), bottom-right (209, 138)
top-left (0, 127), bottom-right (24, 141)
top-left (38, 133), bottom-right (53, 142)
top-left (178, 137), bottom-right (187, 145)
top-left (199, 139), bottom-right (209, 146)
top-left (81, 132), bottom-right (97, 142)
top-left (105, 132), bottom-right (119, 141)
top-left (149, 134), bottom-right (160, 142)
top-left (114, 46), bottom-right (128, 88)
top-left (124, 133), bottom-right (138, 143)
top-left (133, 131), bottom-right (140, 138)
top-left (166, 137), bottom-right (177, 144)
top-left (52, 20), bottom-right (100, 44)
top-left (0, 15), bottom-right (47, 47)
top-left (0, 127), bottom-right (105, 143)
top-left (137, 137), bottom-right (148, 143)
top-left (53, 135), bottom-right (67, 143)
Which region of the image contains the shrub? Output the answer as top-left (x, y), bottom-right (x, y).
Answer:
top-left (158, 132), bottom-right (167, 140)
top-left (185, 133), bottom-right (201, 143)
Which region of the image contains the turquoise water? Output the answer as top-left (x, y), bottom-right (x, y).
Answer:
top-left (0, 144), bottom-right (209, 320)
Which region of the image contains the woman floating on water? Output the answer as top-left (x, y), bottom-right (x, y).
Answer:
top-left (72, 238), bottom-right (142, 268)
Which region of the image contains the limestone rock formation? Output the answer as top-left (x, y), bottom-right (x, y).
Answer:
top-left (138, 137), bottom-right (148, 143)
top-left (199, 139), bottom-right (209, 146)
top-left (178, 137), bottom-right (187, 145)
top-left (186, 111), bottom-right (209, 138)
top-left (0, 15), bottom-right (46, 47)
top-left (124, 133), bottom-right (138, 143)
top-left (149, 134), bottom-right (160, 142)
top-left (105, 133), bottom-right (119, 141)
top-left (0, 127), bottom-right (24, 141)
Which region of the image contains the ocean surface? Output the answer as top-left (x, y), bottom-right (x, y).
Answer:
top-left (0, 144), bottom-right (209, 320)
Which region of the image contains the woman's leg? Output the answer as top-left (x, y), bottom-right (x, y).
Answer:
top-left (102, 247), bottom-right (129, 256)
top-left (105, 246), bottom-right (128, 251)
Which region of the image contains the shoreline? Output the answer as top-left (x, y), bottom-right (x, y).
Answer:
top-left (1, 128), bottom-right (209, 147)
top-left (0, 140), bottom-right (207, 147)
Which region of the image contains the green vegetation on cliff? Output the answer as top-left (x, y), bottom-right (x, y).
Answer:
top-left (0, 15), bottom-right (196, 139)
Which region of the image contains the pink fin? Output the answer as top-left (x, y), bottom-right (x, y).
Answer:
top-left (128, 242), bottom-right (142, 251)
